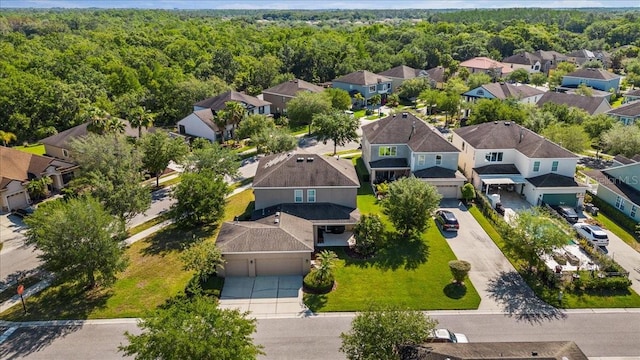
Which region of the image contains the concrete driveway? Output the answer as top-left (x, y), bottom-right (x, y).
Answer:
top-left (437, 200), bottom-right (524, 311)
top-left (218, 276), bottom-right (308, 318)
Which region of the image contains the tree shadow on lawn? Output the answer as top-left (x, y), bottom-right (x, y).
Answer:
top-left (487, 271), bottom-right (566, 324)
top-left (303, 293), bottom-right (329, 312)
top-left (141, 224), bottom-right (217, 256)
top-left (342, 232), bottom-right (429, 271)
top-left (443, 283), bottom-right (467, 299)
top-left (0, 324), bottom-right (81, 360)
top-left (0, 281), bottom-right (111, 322)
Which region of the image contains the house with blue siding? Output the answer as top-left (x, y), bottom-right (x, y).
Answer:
top-left (560, 68), bottom-right (622, 93)
top-left (584, 162), bottom-right (640, 223)
top-left (331, 70), bottom-right (392, 107)
top-left (605, 100), bottom-right (640, 125)
top-left (361, 112), bottom-right (466, 198)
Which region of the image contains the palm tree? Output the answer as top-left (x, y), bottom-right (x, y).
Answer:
top-left (129, 106), bottom-right (154, 139)
top-left (224, 101), bottom-right (246, 133)
top-left (0, 130), bottom-right (17, 146)
top-left (86, 107), bottom-right (112, 135)
top-left (105, 118), bottom-right (126, 135)
top-left (315, 250), bottom-right (338, 283)
top-left (213, 110), bottom-right (228, 139)
top-left (353, 93), bottom-right (365, 109)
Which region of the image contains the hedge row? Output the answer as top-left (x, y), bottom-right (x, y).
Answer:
top-left (588, 191), bottom-right (639, 236)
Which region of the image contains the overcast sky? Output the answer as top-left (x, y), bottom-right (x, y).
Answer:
top-left (2, 0), bottom-right (639, 9)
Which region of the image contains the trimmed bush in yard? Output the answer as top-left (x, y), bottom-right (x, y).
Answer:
top-left (448, 260), bottom-right (471, 284)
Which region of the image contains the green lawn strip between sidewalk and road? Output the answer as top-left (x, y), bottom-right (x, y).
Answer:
top-left (468, 206), bottom-right (640, 309)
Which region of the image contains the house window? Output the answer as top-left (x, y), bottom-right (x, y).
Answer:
top-left (294, 189), bottom-right (303, 203)
top-left (417, 155), bottom-right (426, 166)
top-left (462, 142), bottom-right (465, 150)
top-left (631, 205), bottom-right (637, 218)
top-left (307, 189), bottom-right (316, 203)
top-left (436, 155), bottom-right (442, 165)
top-left (477, 89), bottom-right (484, 96)
top-left (62, 149), bottom-right (69, 158)
top-left (533, 161), bottom-right (540, 172)
top-left (259, 106), bottom-right (265, 114)
top-left (369, 85), bottom-right (376, 93)
top-left (484, 152), bottom-right (503, 162)
top-left (551, 161), bottom-right (559, 172)
top-left (386, 83), bottom-right (391, 89)
top-left (379, 146), bottom-right (397, 157)
top-left (615, 196), bottom-right (626, 211)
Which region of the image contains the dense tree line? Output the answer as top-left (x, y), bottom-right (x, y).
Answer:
top-left (1, 9), bottom-right (639, 143)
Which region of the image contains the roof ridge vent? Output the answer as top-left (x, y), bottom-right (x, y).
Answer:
top-left (402, 112), bottom-right (408, 118)
top-left (504, 121), bottom-right (511, 125)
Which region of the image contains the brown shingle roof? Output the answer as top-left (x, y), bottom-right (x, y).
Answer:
top-left (191, 108), bottom-right (220, 132)
top-left (333, 70), bottom-right (391, 86)
top-left (477, 83), bottom-right (544, 100)
top-left (194, 90), bottom-right (270, 111)
top-left (253, 153), bottom-right (359, 188)
top-left (40, 121), bottom-right (152, 149)
top-left (425, 67), bottom-right (446, 83)
top-left (216, 212), bottom-right (314, 253)
top-left (399, 341), bottom-right (588, 360)
top-left (362, 112), bottom-right (459, 153)
top-left (564, 68), bottom-right (621, 81)
top-left (625, 89), bottom-right (640, 97)
top-left (262, 79), bottom-right (324, 97)
top-left (0, 146), bottom-right (75, 190)
top-left (534, 50), bottom-right (567, 62)
top-left (536, 92), bottom-right (611, 115)
top-left (502, 51), bottom-right (539, 66)
top-left (606, 100), bottom-right (640, 117)
top-left (454, 121), bottom-right (577, 159)
top-left (378, 65), bottom-right (421, 79)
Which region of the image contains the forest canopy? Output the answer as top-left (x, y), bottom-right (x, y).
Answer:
top-left (1, 8), bottom-right (639, 143)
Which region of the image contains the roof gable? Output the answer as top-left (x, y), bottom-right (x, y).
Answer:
top-left (474, 83), bottom-right (544, 100)
top-left (40, 120), bottom-right (149, 149)
top-left (606, 100), bottom-right (640, 117)
top-left (253, 153), bottom-right (359, 188)
top-left (333, 70), bottom-right (391, 86)
top-left (362, 113), bottom-right (459, 153)
top-left (378, 65), bottom-right (421, 79)
top-left (425, 67), bottom-right (445, 83)
top-left (459, 57), bottom-right (503, 70)
top-left (262, 79), bottom-right (324, 97)
top-left (194, 90), bottom-right (270, 111)
top-left (0, 146), bottom-right (75, 189)
top-left (536, 92), bottom-right (610, 115)
top-left (454, 121), bottom-right (577, 159)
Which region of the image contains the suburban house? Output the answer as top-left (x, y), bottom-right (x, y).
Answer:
top-left (193, 90), bottom-right (271, 116)
top-left (425, 66), bottom-right (446, 89)
top-left (502, 50), bottom-right (567, 75)
top-left (463, 82), bottom-right (545, 105)
top-left (261, 78), bottom-right (324, 116)
top-left (536, 92), bottom-right (612, 115)
top-left (452, 121), bottom-right (587, 208)
top-left (215, 152), bottom-right (360, 277)
top-left (459, 57), bottom-right (511, 80)
top-left (378, 65), bottom-right (428, 93)
top-left (176, 108), bottom-right (226, 142)
top-left (560, 68), bottom-right (622, 93)
top-left (566, 49), bottom-right (611, 68)
top-left (623, 89), bottom-right (640, 103)
top-left (361, 112), bottom-right (466, 199)
top-left (583, 162), bottom-right (640, 222)
top-left (398, 341), bottom-right (587, 360)
top-left (1, 146), bottom-right (77, 211)
top-left (331, 70), bottom-right (392, 106)
top-left (40, 121), bottom-right (153, 161)
top-left (605, 100), bottom-right (640, 125)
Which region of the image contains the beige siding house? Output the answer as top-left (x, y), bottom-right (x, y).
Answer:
top-left (262, 79), bottom-right (324, 116)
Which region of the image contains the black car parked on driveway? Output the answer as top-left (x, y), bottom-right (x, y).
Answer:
top-left (435, 210), bottom-right (460, 232)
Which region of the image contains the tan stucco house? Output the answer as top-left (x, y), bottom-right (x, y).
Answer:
top-left (261, 79), bottom-right (324, 116)
top-left (216, 152), bottom-right (360, 277)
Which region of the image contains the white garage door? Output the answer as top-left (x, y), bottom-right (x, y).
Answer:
top-left (437, 185), bottom-right (460, 199)
top-left (256, 258), bottom-right (302, 276)
top-left (225, 259), bottom-right (249, 277)
top-left (6, 192), bottom-right (28, 211)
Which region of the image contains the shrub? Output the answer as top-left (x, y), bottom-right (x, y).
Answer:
top-left (448, 260), bottom-right (471, 284)
top-left (589, 192), bottom-right (639, 236)
top-left (303, 270), bottom-right (334, 294)
top-left (577, 276), bottom-right (632, 292)
top-left (365, 109), bottom-right (374, 116)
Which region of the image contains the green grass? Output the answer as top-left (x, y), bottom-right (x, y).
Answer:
top-left (288, 124), bottom-right (309, 136)
top-left (126, 214), bottom-right (169, 237)
top-left (468, 206), bottom-right (640, 308)
top-left (14, 143), bottom-right (46, 155)
top-left (591, 212), bottom-right (640, 252)
top-left (610, 96), bottom-right (624, 108)
top-left (352, 109), bottom-right (366, 119)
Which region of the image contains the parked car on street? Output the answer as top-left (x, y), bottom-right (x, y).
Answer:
top-left (435, 210), bottom-right (460, 232)
top-left (427, 328), bottom-right (469, 343)
top-left (551, 205), bottom-right (579, 223)
top-left (573, 223), bottom-right (609, 247)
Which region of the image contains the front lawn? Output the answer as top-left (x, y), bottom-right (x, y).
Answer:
top-left (591, 212), bottom-right (640, 252)
top-left (468, 206), bottom-right (640, 308)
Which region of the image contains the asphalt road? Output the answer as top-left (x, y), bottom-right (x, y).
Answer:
top-left (2, 311), bottom-right (639, 359)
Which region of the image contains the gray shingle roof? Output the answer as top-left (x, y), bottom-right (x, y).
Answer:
top-left (378, 65), bottom-right (421, 79)
top-left (254, 203), bottom-right (360, 223)
top-left (625, 89), bottom-right (640, 97)
top-left (191, 108), bottom-right (220, 132)
top-left (584, 167), bottom-right (640, 206)
top-left (473, 164), bottom-right (521, 175)
top-left (454, 121), bottom-right (577, 159)
top-left (194, 90), bottom-right (270, 111)
top-left (262, 79), bottom-right (324, 97)
top-left (40, 121), bottom-right (153, 148)
top-left (369, 158), bottom-right (409, 169)
top-left (399, 341), bottom-right (588, 360)
top-left (333, 70), bottom-right (391, 86)
top-left (413, 166), bottom-right (461, 179)
top-left (362, 113), bottom-right (460, 153)
top-left (564, 68), bottom-right (621, 81)
top-left (526, 173), bottom-right (579, 187)
top-left (216, 212), bottom-right (314, 253)
top-left (472, 82), bottom-right (544, 100)
top-left (606, 100), bottom-right (640, 117)
top-left (536, 92), bottom-right (611, 115)
top-left (502, 51), bottom-right (539, 66)
top-left (425, 67), bottom-right (445, 83)
top-left (253, 153), bottom-right (359, 188)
